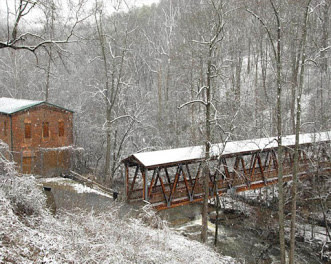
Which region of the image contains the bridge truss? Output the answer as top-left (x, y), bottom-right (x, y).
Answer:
top-left (122, 132), bottom-right (331, 210)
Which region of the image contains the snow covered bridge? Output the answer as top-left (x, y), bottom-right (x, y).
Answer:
top-left (122, 132), bottom-right (331, 210)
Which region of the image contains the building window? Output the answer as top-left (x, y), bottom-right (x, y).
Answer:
top-left (25, 122), bottom-right (31, 139)
top-left (4, 121), bottom-right (7, 136)
top-left (58, 120), bottom-right (64, 137)
top-left (43, 122), bottom-right (49, 138)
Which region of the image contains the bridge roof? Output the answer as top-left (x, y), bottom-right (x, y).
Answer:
top-left (122, 131), bottom-right (331, 169)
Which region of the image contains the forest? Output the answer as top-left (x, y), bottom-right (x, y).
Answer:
top-left (0, 0), bottom-right (330, 263)
top-left (0, 0), bottom-right (329, 183)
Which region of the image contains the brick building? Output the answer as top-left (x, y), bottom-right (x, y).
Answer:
top-left (0, 97), bottom-right (74, 176)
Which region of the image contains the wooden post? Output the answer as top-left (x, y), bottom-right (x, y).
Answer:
top-left (142, 168), bottom-right (148, 201)
top-left (124, 164), bottom-right (129, 201)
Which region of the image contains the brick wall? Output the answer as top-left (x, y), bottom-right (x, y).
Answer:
top-left (11, 104), bottom-right (73, 153)
top-left (0, 114), bottom-right (11, 149)
top-left (2, 104), bottom-right (74, 176)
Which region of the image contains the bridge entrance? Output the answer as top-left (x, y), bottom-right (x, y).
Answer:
top-left (122, 132), bottom-right (331, 210)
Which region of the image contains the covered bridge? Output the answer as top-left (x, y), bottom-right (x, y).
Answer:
top-left (122, 131), bottom-right (331, 210)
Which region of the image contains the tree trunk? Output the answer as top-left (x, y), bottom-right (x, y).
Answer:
top-left (190, 51), bottom-right (196, 142)
top-left (95, 11), bottom-right (111, 183)
top-left (289, 2), bottom-right (310, 263)
top-left (320, 1), bottom-right (329, 128)
top-left (45, 2), bottom-right (55, 102)
top-left (201, 44), bottom-right (212, 243)
top-left (214, 158), bottom-right (221, 246)
top-left (158, 64), bottom-right (163, 129)
top-left (290, 44), bottom-right (299, 134)
top-left (214, 189), bottom-right (220, 246)
top-left (247, 37), bottom-right (251, 74)
top-left (254, 55), bottom-right (259, 133)
top-left (45, 47), bottom-right (52, 102)
top-left (271, 2), bottom-right (286, 262)
top-left (235, 54), bottom-right (242, 105)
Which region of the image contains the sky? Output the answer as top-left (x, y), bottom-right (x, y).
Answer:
top-left (0, 0), bottom-right (160, 29)
top-left (134, 0), bottom-right (159, 6)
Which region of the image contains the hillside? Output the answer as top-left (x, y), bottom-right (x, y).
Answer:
top-left (0, 170), bottom-right (236, 263)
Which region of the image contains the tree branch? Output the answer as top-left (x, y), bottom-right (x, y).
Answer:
top-left (178, 100), bottom-right (207, 109)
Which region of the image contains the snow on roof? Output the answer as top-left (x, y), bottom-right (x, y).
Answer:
top-left (0, 97), bottom-right (43, 114)
top-left (0, 97), bottom-right (73, 114)
top-left (125, 131), bottom-right (331, 168)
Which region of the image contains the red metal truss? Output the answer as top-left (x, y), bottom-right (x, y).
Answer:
top-left (123, 140), bottom-right (331, 210)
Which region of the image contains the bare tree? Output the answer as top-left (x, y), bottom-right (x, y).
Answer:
top-left (198, 0), bottom-right (226, 243)
top-left (94, 5), bottom-right (111, 182)
top-left (0, 0), bottom-right (87, 52)
top-left (247, 1), bottom-right (286, 262)
top-left (289, 1), bottom-right (311, 263)
top-left (43, 0), bottom-right (56, 102)
top-left (94, 0), bottom-right (136, 185)
top-left (178, 0), bottom-right (226, 243)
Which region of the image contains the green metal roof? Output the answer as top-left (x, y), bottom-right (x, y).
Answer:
top-left (0, 97), bottom-right (74, 115)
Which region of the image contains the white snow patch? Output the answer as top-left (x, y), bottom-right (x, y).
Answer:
top-left (0, 97), bottom-right (43, 114)
top-left (72, 183), bottom-right (113, 199)
top-left (40, 146), bottom-right (84, 152)
top-left (39, 177), bottom-right (113, 199)
top-left (40, 177), bottom-right (71, 183)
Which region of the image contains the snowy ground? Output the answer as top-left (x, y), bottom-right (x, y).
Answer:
top-left (0, 173), bottom-right (238, 263)
top-left (40, 177), bottom-right (113, 199)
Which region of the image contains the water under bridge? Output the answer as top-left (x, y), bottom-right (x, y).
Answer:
top-left (122, 131), bottom-right (331, 210)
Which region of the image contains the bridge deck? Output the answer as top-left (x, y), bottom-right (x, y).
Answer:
top-left (122, 132), bottom-right (331, 209)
